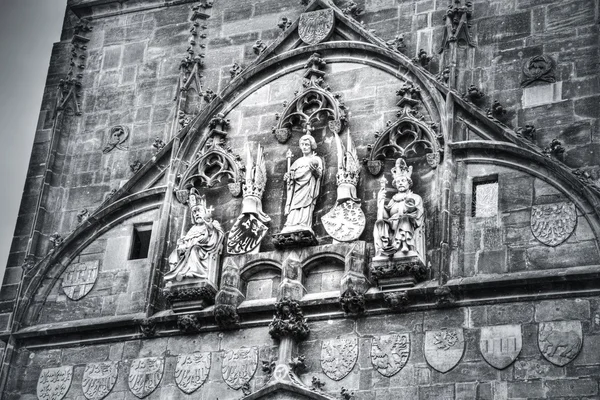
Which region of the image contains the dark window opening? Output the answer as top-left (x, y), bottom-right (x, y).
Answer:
top-left (129, 224), bottom-right (152, 260)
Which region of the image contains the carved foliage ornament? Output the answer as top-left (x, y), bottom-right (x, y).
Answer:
top-left (61, 260), bottom-right (99, 301)
top-left (521, 55), bottom-right (555, 87)
top-left (82, 362), bottom-right (118, 400)
top-left (371, 333), bottom-right (410, 377)
top-left (321, 337), bottom-right (358, 381)
top-left (221, 347), bottom-right (258, 389)
top-left (531, 202), bottom-right (577, 247)
top-left (298, 9), bottom-right (335, 45)
top-left (479, 325), bottom-right (522, 370)
top-left (128, 357), bottom-right (164, 399)
top-left (424, 328), bottom-right (465, 373)
top-left (538, 321), bottom-right (582, 366)
top-left (37, 367), bottom-right (73, 400)
top-left (175, 352), bottom-right (211, 394)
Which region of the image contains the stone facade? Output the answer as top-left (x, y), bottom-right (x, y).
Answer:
top-left (1, 0), bottom-right (599, 399)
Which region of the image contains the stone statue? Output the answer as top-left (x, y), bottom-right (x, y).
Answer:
top-left (164, 189), bottom-right (224, 282)
top-left (282, 134), bottom-right (323, 233)
top-left (373, 158), bottom-right (425, 262)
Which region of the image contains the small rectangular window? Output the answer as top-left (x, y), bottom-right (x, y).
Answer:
top-left (472, 176), bottom-right (498, 218)
top-left (129, 223), bottom-right (153, 260)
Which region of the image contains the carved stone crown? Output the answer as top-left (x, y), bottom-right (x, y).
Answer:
top-left (391, 158), bottom-right (412, 182)
top-left (336, 168), bottom-right (359, 187)
top-left (189, 189), bottom-right (213, 217)
top-left (243, 178), bottom-right (265, 198)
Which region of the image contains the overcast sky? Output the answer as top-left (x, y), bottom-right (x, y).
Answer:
top-left (0, 0), bottom-right (67, 282)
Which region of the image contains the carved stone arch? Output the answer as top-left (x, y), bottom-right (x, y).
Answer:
top-left (16, 187), bottom-right (166, 328)
top-left (242, 382), bottom-right (338, 400)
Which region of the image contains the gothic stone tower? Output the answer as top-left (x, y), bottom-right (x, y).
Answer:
top-left (1, 0), bottom-right (599, 399)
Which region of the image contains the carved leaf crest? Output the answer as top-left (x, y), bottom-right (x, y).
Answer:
top-left (37, 367), bottom-right (73, 400)
top-left (221, 347), bottom-right (258, 389)
top-left (175, 352), bottom-right (211, 394)
top-left (320, 337), bottom-right (358, 381)
top-left (298, 9), bottom-right (335, 45)
top-left (61, 260), bottom-right (99, 301)
top-left (82, 362), bottom-right (118, 400)
top-left (531, 202), bottom-right (577, 246)
top-left (371, 333), bottom-right (410, 377)
top-left (424, 328), bottom-right (465, 373)
top-left (127, 357), bottom-right (164, 399)
top-left (538, 321), bottom-right (582, 366)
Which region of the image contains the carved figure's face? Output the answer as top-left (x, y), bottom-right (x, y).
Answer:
top-left (394, 177), bottom-right (410, 192)
top-left (299, 138), bottom-right (312, 155)
top-left (191, 206), bottom-right (206, 224)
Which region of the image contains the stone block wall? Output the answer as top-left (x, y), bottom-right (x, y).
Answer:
top-left (5, 297), bottom-right (600, 399)
top-left (0, 0), bottom-right (598, 399)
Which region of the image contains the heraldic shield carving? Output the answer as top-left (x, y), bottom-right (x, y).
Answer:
top-left (531, 202), bottom-right (577, 246)
top-left (61, 260), bottom-right (99, 301)
top-left (175, 352), bottom-right (211, 394)
top-left (424, 328), bottom-right (465, 373)
top-left (479, 325), bottom-right (522, 370)
top-left (128, 357), bottom-right (164, 399)
top-left (538, 321), bottom-right (582, 366)
top-left (371, 333), bottom-right (410, 377)
top-left (82, 362), bottom-right (118, 400)
top-left (321, 337), bottom-right (358, 381)
top-left (298, 9), bottom-right (335, 45)
top-left (37, 366), bottom-right (73, 400)
top-left (222, 347), bottom-right (258, 390)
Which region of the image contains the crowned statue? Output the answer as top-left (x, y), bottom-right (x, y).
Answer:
top-left (164, 189), bottom-right (224, 283)
top-left (373, 158), bottom-right (426, 270)
top-left (274, 133), bottom-right (323, 247)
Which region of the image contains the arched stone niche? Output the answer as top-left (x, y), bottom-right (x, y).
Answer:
top-left (241, 263), bottom-right (282, 302)
top-left (302, 255), bottom-right (345, 297)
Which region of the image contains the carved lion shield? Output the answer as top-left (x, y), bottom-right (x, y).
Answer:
top-left (222, 347), bottom-right (258, 389)
top-left (37, 366), bottom-right (73, 400)
top-left (371, 333), bottom-right (410, 377)
top-left (298, 9), bottom-right (335, 45)
top-left (479, 325), bottom-right (522, 370)
top-left (424, 328), bottom-right (465, 373)
top-left (322, 200), bottom-right (366, 242)
top-left (175, 352), bottom-right (211, 394)
top-left (128, 357), bottom-right (164, 399)
top-left (531, 202), bottom-right (577, 246)
top-left (321, 337), bottom-right (358, 381)
top-left (538, 320), bottom-right (582, 366)
top-left (82, 362), bottom-right (118, 400)
top-left (61, 260), bottom-right (99, 301)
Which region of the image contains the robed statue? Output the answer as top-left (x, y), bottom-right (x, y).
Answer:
top-left (164, 190), bottom-right (224, 282)
top-left (281, 134), bottom-right (323, 234)
top-left (373, 158), bottom-right (425, 262)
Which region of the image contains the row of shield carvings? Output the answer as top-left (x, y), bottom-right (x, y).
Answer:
top-left (36, 322), bottom-right (583, 400)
